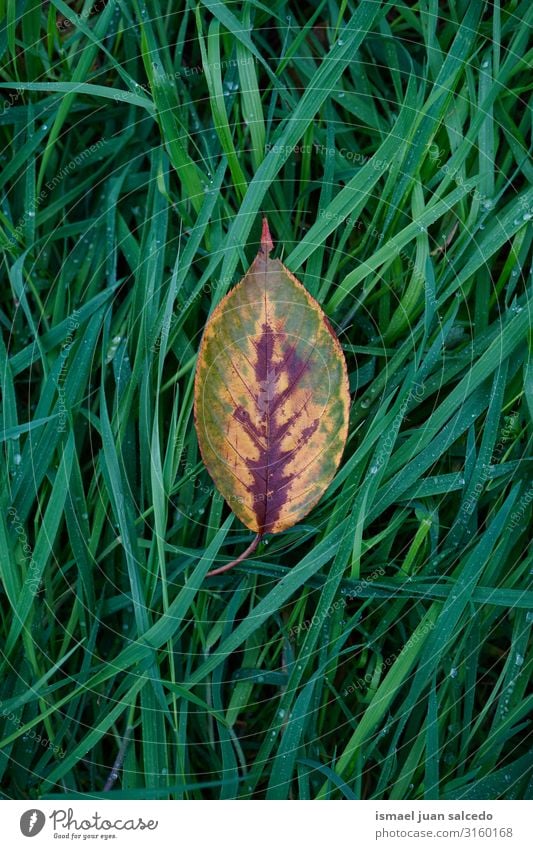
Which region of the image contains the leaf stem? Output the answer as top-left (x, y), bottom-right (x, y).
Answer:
top-left (206, 533), bottom-right (262, 577)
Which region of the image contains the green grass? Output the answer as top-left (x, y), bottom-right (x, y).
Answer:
top-left (0, 0), bottom-right (532, 800)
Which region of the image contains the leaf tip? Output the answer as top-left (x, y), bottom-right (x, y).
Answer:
top-left (260, 216), bottom-right (274, 256)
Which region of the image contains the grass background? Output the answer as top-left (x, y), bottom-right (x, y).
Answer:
top-left (0, 0), bottom-right (532, 800)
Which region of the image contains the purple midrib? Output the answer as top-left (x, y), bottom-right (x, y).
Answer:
top-left (237, 319), bottom-right (316, 532)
